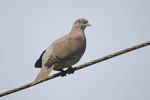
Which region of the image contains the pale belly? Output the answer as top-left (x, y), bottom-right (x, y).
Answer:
top-left (53, 57), bottom-right (81, 71)
top-left (53, 62), bottom-right (71, 71)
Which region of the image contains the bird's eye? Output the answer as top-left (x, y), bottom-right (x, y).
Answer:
top-left (78, 21), bottom-right (81, 23)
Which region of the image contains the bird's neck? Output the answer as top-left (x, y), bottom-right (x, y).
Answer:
top-left (72, 25), bottom-right (85, 31)
top-left (69, 27), bottom-right (85, 36)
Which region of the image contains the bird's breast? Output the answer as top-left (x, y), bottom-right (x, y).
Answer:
top-left (67, 34), bottom-right (86, 55)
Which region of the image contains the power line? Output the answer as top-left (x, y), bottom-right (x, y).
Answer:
top-left (0, 40), bottom-right (150, 97)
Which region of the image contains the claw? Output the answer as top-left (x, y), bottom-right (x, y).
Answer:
top-left (66, 67), bottom-right (74, 74)
top-left (60, 69), bottom-right (67, 77)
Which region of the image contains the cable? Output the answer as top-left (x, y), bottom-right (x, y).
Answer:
top-left (0, 40), bottom-right (150, 97)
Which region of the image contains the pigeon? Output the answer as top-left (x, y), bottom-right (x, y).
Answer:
top-left (33, 18), bottom-right (91, 84)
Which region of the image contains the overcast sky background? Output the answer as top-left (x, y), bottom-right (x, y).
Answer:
top-left (0, 0), bottom-right (150, 100)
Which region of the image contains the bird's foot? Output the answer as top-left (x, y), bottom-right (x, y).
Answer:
top-left (60, 69), bottom-right (67, 77)
top-left (66, 67), bottom-right (74, 74)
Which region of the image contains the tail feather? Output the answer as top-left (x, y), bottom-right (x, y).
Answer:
top-left (32, 66), bottom-right (54, 85)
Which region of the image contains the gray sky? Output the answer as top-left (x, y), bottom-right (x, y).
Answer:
top-left (0, 0), bottom-right (150, 100)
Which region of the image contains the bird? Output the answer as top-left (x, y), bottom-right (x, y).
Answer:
top-left (32, 18), bottom-right (91, 84)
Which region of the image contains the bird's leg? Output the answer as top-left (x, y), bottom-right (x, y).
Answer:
top-left (66, 67), bottom-right (74, 74)
top-left (60, 69), bottom-right (67, 77)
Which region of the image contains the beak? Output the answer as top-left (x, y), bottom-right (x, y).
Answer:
top-left (86, 23), bottom-right (91, 26)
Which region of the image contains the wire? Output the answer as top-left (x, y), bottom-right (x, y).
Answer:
top-left (0, 40), bottom-right (150, 97)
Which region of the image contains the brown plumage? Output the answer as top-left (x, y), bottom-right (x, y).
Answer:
top-left (32, 18), bottom-right (91, 84)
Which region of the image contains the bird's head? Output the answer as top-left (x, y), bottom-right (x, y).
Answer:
top-left (72, 18), bottom-right (91, 31)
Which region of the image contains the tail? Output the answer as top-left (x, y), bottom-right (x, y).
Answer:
top-left (32, 66), bottom-right (54, 85)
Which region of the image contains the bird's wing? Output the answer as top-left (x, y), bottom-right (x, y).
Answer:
top-left (44, 36), bottom-right (75, 67)
top-left (32, 36), bottom-right (74, 84)
top-left (34, 50), bottom-right (46, 68)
